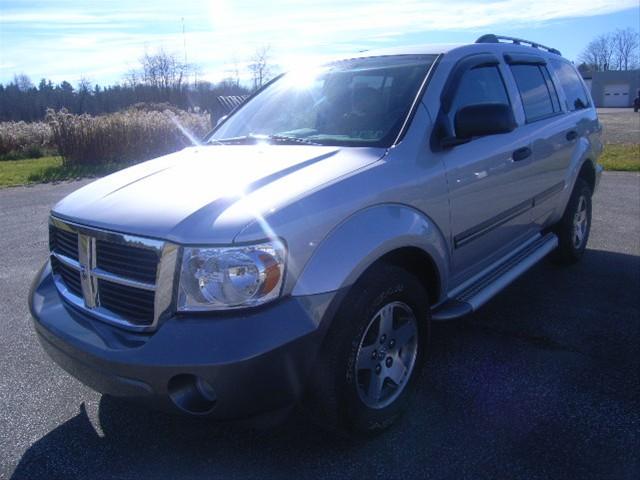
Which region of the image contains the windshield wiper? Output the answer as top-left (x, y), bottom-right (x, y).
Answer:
top-left (208, 135), bottom-right (253, 145)
top-left (209, 134), bottom-right (322, 146)
top-left (266, 134), bottom-right (322, 146)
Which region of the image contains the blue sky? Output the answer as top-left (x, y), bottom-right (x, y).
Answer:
top-left (0, 0), bottom-right (638, 86)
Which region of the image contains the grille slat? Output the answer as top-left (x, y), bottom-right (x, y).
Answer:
top-left (99, 298), bottom-right (154, 317)
top-left (99, 296), bottom-right (155, 314)
top-left (96, 257), bottom-right (157, 275)
top-left (50, 226), bottom-right (79, 260)
top-left (97, 247), bottom-right (157, 260)
top-left (49, 222), bottom-right (162, 329)
top-left (51, 256), bottom-right (83, 297)
top-left (98, 279), bottom-right (155, 324)
top-left (99, 283), bottom-right (155, 305)
top-left (96, 239), bottom-right (158, 284)
top-left (98, 241), bottom-right (158, 259)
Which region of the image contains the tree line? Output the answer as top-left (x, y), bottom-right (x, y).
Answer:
top-left (579, 28), bottom-right (639, 72)
top-left (7, 27), bottom-right (634, 123)
top-left (0, 47), bottom-right (276, 122)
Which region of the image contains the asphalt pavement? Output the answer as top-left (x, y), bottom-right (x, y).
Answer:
top-left (1, 173), bottom-right (638, 479)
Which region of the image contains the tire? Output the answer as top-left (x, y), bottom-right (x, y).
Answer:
top-left (552, 178), bottom-right (592, 264)
top-left (303, 264), bottom-right (430, 435)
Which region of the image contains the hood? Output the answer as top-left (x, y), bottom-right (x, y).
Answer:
top-left (52, 145), bottom-right (385, 244)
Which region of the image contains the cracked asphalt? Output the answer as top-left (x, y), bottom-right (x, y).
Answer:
top-left (1, 172), bottom-right (639, 479)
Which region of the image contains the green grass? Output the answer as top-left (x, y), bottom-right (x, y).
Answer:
top-left (0, 156), bottom-right (125, 188)
top-left (1, 144), bottom-right (638, 188)
top-left (600, 144), bottom-right (640, 172)
top-left (0, 147), bottom-right (57, 161)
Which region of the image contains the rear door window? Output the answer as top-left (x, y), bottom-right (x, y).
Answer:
top-left (510, 64), bottom-right (557, 122)
top-left (549, 60), bottom-right (590, 111)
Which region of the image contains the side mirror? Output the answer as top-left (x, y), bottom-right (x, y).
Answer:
top-left (454, 103), bottom-right (516, 140)
top-left (216, 115), bottom-right (228, 127)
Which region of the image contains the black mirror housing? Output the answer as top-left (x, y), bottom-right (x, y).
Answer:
top-left (454, 103), bottom-right (516, 140)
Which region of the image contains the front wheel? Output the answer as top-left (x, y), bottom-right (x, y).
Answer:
top-left (304, 264), bottom-right (430, 435)
top-left (552, 178), bottom-right (592, 264)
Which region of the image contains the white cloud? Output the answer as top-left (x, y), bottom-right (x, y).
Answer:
top-left (0, 0), bottom-right (636, 84)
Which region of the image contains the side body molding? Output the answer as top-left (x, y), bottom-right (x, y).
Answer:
top-left (292, 204), bottom-right (449, 298)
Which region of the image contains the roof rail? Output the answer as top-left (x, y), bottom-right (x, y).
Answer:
top-left (476, 34), bottom-right (562, 56)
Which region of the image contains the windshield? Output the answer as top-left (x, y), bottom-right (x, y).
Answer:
top-left (209, 55), bottom-right (437, 147)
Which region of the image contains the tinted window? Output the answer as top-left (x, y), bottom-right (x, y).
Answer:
top-left (510, 64), bottom-right (555, 122)
top-left (452, 66), bottom-right (509, 110)
top-left (211, 55), bottom-right (436, 147)
top-left (549, 59), bottom-right (590, 111)
top-left (450, 66), bottom-right (510, 133)
top-left (540, 66), bottom-right (561, 112)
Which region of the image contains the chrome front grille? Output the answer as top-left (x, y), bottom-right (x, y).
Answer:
top-left (48, 217), bottom-right (179, 332)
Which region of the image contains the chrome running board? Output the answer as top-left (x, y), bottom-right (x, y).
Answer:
top-left (432, 233), bottom-right (558, 321)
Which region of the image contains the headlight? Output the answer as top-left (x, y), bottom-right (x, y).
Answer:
top-left (177, 241), bottom-right (286, 311)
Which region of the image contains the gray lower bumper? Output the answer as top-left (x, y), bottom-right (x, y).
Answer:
top-left (30, 261), bottom-right (341, 421)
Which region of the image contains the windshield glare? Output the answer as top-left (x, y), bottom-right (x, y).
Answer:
top-left (210, 55), bottom-right (437, 147)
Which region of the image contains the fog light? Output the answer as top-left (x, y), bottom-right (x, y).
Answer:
top-left (168, 374), bottom-right (217, 414)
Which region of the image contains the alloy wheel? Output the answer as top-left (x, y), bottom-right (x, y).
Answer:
top-left (573, 195), bottom-right (588, 248)
top-left (354, 301), bottom-right (419, 409)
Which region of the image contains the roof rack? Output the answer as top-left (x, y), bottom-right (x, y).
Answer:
top-left (476, 34), bottom-right (562, 56)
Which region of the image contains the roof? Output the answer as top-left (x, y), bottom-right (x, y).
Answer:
top-left (356, 43), bottom-right (463, 57)
top-left (349, 35), bottom-right (565, 61)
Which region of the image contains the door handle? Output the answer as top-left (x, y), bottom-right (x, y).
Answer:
top-left (513, 147), bottom-right (532, 162)
top-left (566, 130), bottom-right (578, 141)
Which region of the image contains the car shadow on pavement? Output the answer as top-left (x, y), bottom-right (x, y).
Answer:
top-left (11, 397), bottom-right (361, 480)
top-left (11, 248), bottom-right (640, 480)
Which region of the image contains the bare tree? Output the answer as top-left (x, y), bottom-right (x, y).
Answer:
top-left (579, 38), bottom-right (601, 71)
top-left (77, 77), bottom-right (92, 94)
top-left (248, 46), bottom-right (273, 90)
top-left (123, 69), bottom-right (139, 88)
top-left (13, 73), bottom-right (33, 91)
top-left (580, 29), bottom-right (640, 72)
top-left (580, 34), bottom-right (614, 71)
top-left (229, 55), bottom-right (241, 88)
top-left (612, 28), bottom-right (639, 71)
top-left (77, 77), bottom-right (93, 113)
top-left (139, 49), bottom-right (192, 90)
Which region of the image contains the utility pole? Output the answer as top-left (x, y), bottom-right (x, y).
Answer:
top-left (181, 17), bottom-right (196, 87)
top-left (182, 17), bottom-right (187, 65)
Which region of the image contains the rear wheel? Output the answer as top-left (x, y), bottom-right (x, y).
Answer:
top-left (304, 264), bottom-right (430, 435)
top-left (552, 178), bottom-right (592, 264)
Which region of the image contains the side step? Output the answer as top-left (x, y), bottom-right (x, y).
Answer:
top-left (431, 233), bottom-right (558, 321)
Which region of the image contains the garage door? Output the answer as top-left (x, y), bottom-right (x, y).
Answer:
top-left (603, 84), bottom-right (630, 107)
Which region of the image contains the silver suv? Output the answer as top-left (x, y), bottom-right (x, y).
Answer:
top-left (30, 34), bottom-right (603, 434)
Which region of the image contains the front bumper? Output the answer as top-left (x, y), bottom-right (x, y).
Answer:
top-left (30, 261), bottom-right (340, 421)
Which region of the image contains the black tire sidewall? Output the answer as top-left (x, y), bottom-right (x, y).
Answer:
top-left (555, 178), bottom-right (592, 263)
top-left (334, 265), bottom-right (430, 433)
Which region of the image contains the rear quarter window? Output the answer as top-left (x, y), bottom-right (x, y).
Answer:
top-left (549, 59), bottom-right (591, 111)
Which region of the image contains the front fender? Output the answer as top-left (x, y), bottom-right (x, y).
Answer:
top-left (292, 204), bottom-right (449, 298)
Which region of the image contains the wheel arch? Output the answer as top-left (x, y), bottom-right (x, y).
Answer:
top-left (577, 158), bottom-right (596, 194)
top-left (369, 247), bottom-right (441, 306)
top-left (292, 203), bottom-right (449, 305)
